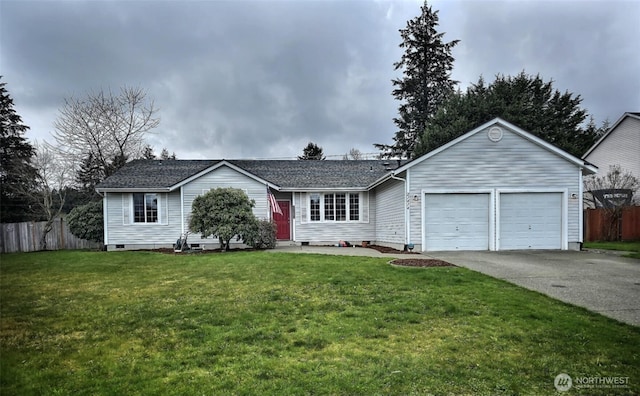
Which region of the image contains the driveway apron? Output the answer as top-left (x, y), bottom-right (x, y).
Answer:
top-left (424, 250), bottom-right (640, 327)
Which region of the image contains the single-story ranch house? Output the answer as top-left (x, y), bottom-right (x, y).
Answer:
top-left (96, 118), bottom-right (597, 252)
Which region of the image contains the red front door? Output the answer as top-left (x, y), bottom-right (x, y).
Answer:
top-left (274, 201), bottom-right (290, 240)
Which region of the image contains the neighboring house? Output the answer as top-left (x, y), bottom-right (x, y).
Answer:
top-left (583, 112), bottom-right (640, 204)
top-left (96, 118), bottom-right (597, 252)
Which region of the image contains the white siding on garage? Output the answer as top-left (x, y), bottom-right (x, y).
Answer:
top-left (499, 192), bottom-right (563, 249)
top-left (408, 126), bottom-right (582, 250)
top-left (105, 191), bottom-right (182, 249)
top-left (181, 165), bottom-right (269, 240)
top-left (375, 178), bottom-right (405, 247)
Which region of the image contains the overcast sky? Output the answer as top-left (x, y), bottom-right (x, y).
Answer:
top-left (2, 0), bottom-right (639, 160)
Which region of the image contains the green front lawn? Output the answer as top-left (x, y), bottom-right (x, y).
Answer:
top-left (1, 251), bottom-right (638, 395)
top-left (584, 241), bottom-right (640, 259)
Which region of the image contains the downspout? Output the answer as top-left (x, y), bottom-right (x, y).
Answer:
top-left (102, 191), bottom-right (108, 248)
top-left (95, 189), bottom-right (108, 249)
top-left (578, 168), bottom-right (584, 250)
top-left (180, 186), bottom-right (185, 234)
top-left (390, 172), bottom-right (409, 248)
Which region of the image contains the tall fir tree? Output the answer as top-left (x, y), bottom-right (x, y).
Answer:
top-left (0, 77), bottom-right (38, 222)
top-left (375, 1), bottom-right (459, 159)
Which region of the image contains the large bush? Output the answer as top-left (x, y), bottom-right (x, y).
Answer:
top-left (189, 187), bottom-right (256, 251)
top-left (66, 200), bottom-right (104, 243)
top-left (244, 219), bottom-right (277, 249)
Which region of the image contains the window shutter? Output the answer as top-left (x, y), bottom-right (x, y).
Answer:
top-left (300, 193), bottom-right (307, 223)
top-left (122, 194), bottom-right (130, 225)
top-left (362, 192), bottom-right (369, 223)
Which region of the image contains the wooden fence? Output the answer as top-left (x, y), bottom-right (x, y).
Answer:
top-left (0, 218), bottom-right (102, 253)
top-left (584, 207), bottom-right (640, 242)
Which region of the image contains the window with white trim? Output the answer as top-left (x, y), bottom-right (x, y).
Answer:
top-left (310, 193), bottom-right (321, 221)
top-left (308, 192), bottom-right (361, 222)
top-left (133, 193), bottom-right (158, 223)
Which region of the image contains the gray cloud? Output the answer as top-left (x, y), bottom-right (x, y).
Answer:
top-left (1, 0), bottom-right (638, 160)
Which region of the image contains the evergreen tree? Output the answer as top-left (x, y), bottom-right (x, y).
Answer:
top-left (298, 142), bottom-right (326, 160)
top-left (375, 1), bottom-right (459, 159)
top-left (414, 72), bottom-right (598, 158)
top-left (75, 153), bottom-right (105, 202)
top-left (0, 77), bottom-right (38, 222)
top-left (142, 145), bottom-right (156, 159)
top-left (159, 147), bottom-right (177, 160)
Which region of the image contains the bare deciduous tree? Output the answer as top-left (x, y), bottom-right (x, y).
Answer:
top-left (342, 148), bottom-right (363, 160)
top-left (22, 142), bottom-right (73, 249)
top-left (52, 86), bottom-right (159, 178)
top-left (584, 165), bottom-right (639, 240)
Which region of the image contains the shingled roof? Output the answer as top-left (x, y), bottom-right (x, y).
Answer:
top-left (96, 159), bottom-right (396, 191)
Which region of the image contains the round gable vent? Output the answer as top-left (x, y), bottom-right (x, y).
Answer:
top-left (488, 126), bottom-right (503, 142)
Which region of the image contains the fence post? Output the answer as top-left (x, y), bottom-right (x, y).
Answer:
top-left (60, 217), bottom-right (65, 249)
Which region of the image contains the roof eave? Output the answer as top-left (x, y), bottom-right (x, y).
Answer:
top-left (96, 187), bottom-right (172, 193)
top-left (582, 163), bottom-right (598, 176)
top-left (367, 172), bottom-right (396, 189)
top-left (392, 117), bottom-right (598, 174)
top-left (170, 160), bottom-right (279, 191)
top-left (280, 187), bottom-right (370, 192)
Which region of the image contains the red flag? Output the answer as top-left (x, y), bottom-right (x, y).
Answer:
top-left (268, 190), bottom-right (283, 215)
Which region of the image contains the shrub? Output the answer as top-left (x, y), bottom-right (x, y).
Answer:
top-left (244, 219), bottom-right (277, 249)
top-left (66, 200), bottom-right (104, 243)
top-left (189, 188), bottom-right (256, 251)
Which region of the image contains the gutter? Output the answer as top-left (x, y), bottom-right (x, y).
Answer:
top-left (96, 187), bottom-right (172, 193)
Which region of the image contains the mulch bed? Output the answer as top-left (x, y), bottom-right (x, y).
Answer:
top-left (367, 244), bottom-right (455, 267)
top-left (367, 244), bottom-right (420, 254)
top-left (390, 258), bottom-right (456, 268)
top-left (147, 244), bottom-right (455, 270)
top-left (146, 247), bottom-right (255, 255)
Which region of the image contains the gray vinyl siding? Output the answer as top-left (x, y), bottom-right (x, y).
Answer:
top-left (584, 117), bottom-right (640, 181)
top-left (293, 191), bottom-right (376, 243)
top-left (408, 126), bottom-right (583, 247)
top-left (105, 191), bottom-right (182, 248)
top-left (181, 165), bottom-right (269, 242)
top-left (374, 178), bottom-right (405, 246)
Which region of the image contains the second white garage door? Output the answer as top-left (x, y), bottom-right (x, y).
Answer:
top-left (424, 193), bottom-right (490, 251)
top-left (499, 192), bottom-right (562, 250)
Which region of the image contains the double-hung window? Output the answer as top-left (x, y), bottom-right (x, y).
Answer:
top-left (133, 193), bottom-right (158, 223)
top-left (308, 192), bottom-right (360, 222)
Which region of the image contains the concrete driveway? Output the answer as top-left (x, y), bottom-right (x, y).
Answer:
top-left (425, 250), bottom-right (640, 327)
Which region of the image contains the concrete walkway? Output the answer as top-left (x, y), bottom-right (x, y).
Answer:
top-left (272, 245), bottom-right (640, 327)
top-left (272, 244), bottom-right (407, 259)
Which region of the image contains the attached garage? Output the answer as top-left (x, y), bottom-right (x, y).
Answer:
top-left (372, 118), bottom-right (597, 252)
top-left (424, 193), bottom-right (491, 251)
top-left (499, 192), bottom-right (564, 250)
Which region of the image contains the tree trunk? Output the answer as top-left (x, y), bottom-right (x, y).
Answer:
top-left (40, 218), bottom-right (54, 250)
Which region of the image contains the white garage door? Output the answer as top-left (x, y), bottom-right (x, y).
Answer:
top-left (424, 193), bottom-right (490, 251)
top-left (499, 192), bottom-right (562, 250)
